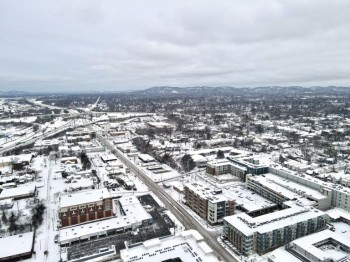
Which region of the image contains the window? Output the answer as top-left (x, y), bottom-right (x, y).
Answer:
top-left (62, 212), bottom-right (67, 217)
top-left (88, 203), bottom-right (94, 207)
top-left (105, 199), bottom-right (111, 211)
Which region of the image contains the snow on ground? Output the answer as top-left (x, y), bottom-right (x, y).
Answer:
top-left (19, 155), bottom-right (61, 261)
top-left (24, 151), bottom-right (156, 262)
top-left (0, 116), bottom-right (37, 123)
top-left (131, 157), bottom-right (184, 182)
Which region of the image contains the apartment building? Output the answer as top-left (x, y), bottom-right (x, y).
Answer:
top-left (59, 188), bottom-right (113, 227)
top-left (206, 159), bottom-right (247, 181)
top-left (206, 154), bottom-right (269, 182)
top-left (247, 173), bottom-right (332, 210)
top-left (184, 182), bottom-right (235, 225)
top-left (227, 156), bottom-right (268, 177)
top-left (285, 230), bottom-right (350, 262)
top-left (223, 201), bottom-right (328, 256)
top-left (269, 166), bottom-right (350, 212)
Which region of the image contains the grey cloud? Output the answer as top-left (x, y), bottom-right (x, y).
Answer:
top-left (0, 0), bottom-right (350, 92)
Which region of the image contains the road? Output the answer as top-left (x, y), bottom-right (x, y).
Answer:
top-left (0, 115), bottom-right (103, 155)
top-left (97, 134), bottom-right (237, 262)
top-left (0, 120), bottom-right (74, 155)
top-left (44, 158), bottom-right (53, 261)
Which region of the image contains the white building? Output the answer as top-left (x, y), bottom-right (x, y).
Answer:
top-left (120, 230), bottom-right (219, 262)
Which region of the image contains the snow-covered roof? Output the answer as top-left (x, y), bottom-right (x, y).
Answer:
top-left (191, 154), bottom-right (207, 162)
top-left (60, 188), bottom-right (110, 208)
top-left (248, 173), bottom-right (327, 201)
top-left (100, 154), bottom-right (118, 162)
top-left (223, 184), bottom-right (277, 213)
top-left (0, 232), bottom-right (34, 258)
top-left (120, 230), bottom-right (218, 262)
top-left (0, 184), bottom-right (36, 200)
top-left (225, 201), bottom-right (327, 236)
top-left (60, 217), bottom-right (130, 244)
top-left (138, 153), bottom-right (155, 162)
top-left (180, 229), bottom-right (204, 241)
top-left (327, 208), bottom-right (350, 222)
top-left (0, 154), bottom-right (32, 164)
top-left (292, 230), bottom-right (350, 261)
top-left (268, 247), bottom-right (302, 262)
top-left (185, 182), bottom-right (230, 203)
top-left (119, 195), bottom-right (152, 224)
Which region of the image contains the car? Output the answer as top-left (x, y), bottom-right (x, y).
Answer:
top-left (54, 234), bottom-right (59, 243)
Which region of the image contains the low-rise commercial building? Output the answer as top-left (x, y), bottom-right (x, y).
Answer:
top-left (59, 188), bottom-right (113, 228)
top-left (120, 230), bottom-right (219, 262)
top-left (0, 232), bottom-right (35, 261)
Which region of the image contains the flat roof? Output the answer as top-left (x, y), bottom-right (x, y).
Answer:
top-left (267, 247), bottom-right (301, 262)
top-left (138, 154), bottom-right (155, 162)
top-left (269, 166), bottom-right (350, 195)
top-left (100, 154), bottom-right (118, 162)
top-left (120, 230), bottom-right (218, 262)
top-left (181, 229), bottom-right (204, 242)
top-left (119, 195), bottom-right (152, 224)
top-left (185, 182), bottom-right (229, 203)
top-left (0, 232), bottom-right (34, 258)
top-left (248, 173), bottom-right (327, 201)
top-left (0, 184), bottom-right (36, 200)
top-left (60, 217), bottom-right (132, 244)
top-left (225, 201), bottom-right (326, 236)
top-left (292, 230), bottom-right (350, 261)
top-left (223, 184), bottom-right (277, 213)
top-left (0, 154), bottom-right (32, 164)
top-left (327, 208), bottom-right (350, 222)
top-left (60, 188), bottom-right (110, 208)
top-left (191, 154), bottom-right (207, 162)
top-left (186, 180), bottom-right (276, 212)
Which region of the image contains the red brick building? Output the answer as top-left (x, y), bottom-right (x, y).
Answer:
top-left (59, 188), bottom-right (113, 227)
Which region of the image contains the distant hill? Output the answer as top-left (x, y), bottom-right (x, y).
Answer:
top-left (1, 86), bottom-right (350, 97)
top-left (132, 86), bottom-right (350, 96)
top-left (0, 90), bottom-right (32, 96)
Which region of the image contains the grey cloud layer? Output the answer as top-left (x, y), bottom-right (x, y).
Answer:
top-left (0, 0), bottom-right (350, 92)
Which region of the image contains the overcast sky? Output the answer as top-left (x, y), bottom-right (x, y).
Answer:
top-left (1, 0), bottom-right (350, 92)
